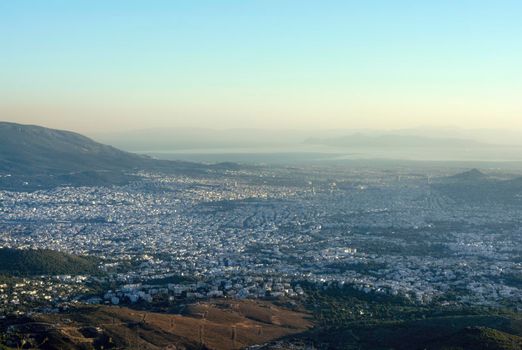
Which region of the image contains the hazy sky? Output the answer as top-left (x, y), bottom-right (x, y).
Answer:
top-left (1, 1), bottom-right (521, 133)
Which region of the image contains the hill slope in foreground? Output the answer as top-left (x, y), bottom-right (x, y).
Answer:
top-left (2, 299), bottom-right (522, 349)
top-left (430, 326), bottom-right (522, 350)
top-left (0, 301), bottom-right (312, 350)
top-left (304, 313), bottom-right (522, 350)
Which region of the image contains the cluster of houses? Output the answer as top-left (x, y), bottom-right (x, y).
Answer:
top-left (92, 277), bottom-right (305, 306)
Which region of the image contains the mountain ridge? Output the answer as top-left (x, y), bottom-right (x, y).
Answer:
top-left (0, 121), bottom-right (233, 190)
top-left (0, 121), bottom-right (150, 174)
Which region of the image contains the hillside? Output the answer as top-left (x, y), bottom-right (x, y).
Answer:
top-left (0, 301), bottom-right (312, 350)
top-left (2, 300), bottom-right (521, 350)
top-left (429, 326), bottom-right (522, 350)
top-left (0, 122), bottom-right (232, 190)
top-left (0, 248), bottom-right (99, 276)
top-left (0, 122), bottom-right (149, 174)
top-left (302, 315), bottom-right (522, 350)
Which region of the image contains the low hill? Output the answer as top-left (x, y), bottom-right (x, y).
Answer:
top-left (446, 168), bottom-right (489, 182)
top-left (432, 169), bottom-right (522, 204)
top-left (0, 248), bottom-right (99, 276)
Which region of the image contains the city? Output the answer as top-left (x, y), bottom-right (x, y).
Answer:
top-left (2, 165), bottom-right (521, 317)
top-left (3, 1), bottom-right (522, 348)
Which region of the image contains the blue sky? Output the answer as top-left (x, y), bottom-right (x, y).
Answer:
top-left (1, 1), bottom-right (521, 132)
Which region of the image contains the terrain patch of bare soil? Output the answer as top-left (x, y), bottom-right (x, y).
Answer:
top-left (1, 300), bottom-right (313, 350)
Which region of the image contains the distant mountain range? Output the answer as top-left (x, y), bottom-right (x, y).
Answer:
top-left (88, 127), bottom-right (522, 163)
top-left (92, 127), bottom-right (522, 152)
top-left (0, 122), bottom-right (233, 190)
top-left (304, 133), bottom-right (489, 148)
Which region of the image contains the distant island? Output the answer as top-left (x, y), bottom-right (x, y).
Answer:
top-left (304, 133), bottom-right (489, 148)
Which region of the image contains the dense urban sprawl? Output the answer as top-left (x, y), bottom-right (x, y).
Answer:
top-left (1, 165), bottom-right (521, 314)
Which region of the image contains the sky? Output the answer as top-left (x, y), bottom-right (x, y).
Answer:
top-left (1, 0), bottom-right (521, 133)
